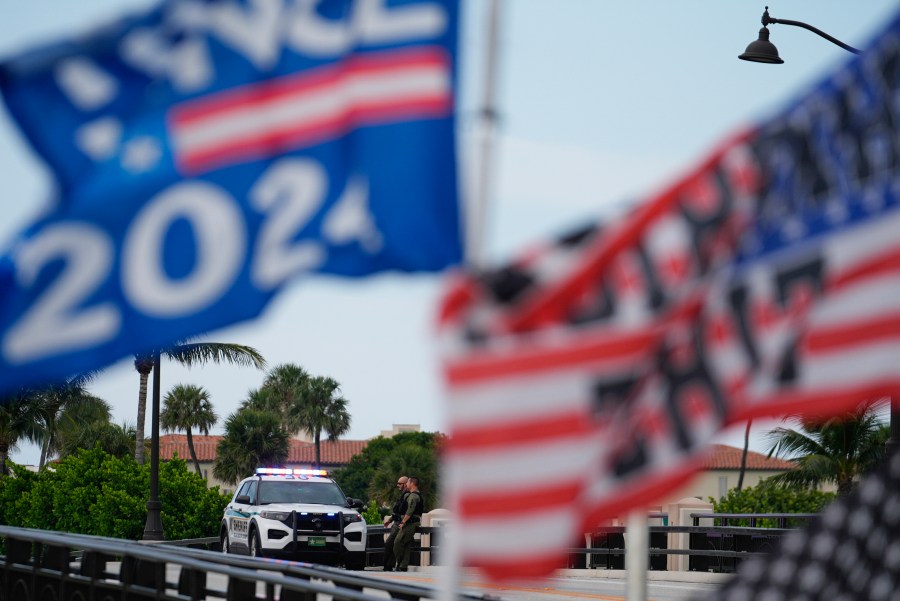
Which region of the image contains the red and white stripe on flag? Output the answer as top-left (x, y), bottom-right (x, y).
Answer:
top-left (169, 47), bottom-right (452, 174)
top-left (439, 96), bottom-right (900, 580)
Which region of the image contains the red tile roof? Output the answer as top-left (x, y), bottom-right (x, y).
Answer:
top-left (702, 444), bottom-right (796, 471)
top-left (159, 434), bottom-right (368, 467)
top-left (159, 437), bottom-right (794, 472)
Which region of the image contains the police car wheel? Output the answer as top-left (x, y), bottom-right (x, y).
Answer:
top-left (220, 529), bottom-right (230, 554)
top-left (345, 552), bottom-right (366, 571)
top-left (249, 528), bottom-right (263, 558)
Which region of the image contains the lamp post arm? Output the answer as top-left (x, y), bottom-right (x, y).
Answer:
top-left (762, 8), bottom-right (861, 55)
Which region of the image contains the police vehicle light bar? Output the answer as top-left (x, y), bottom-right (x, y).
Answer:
top-left (256, 468), bottom-right (329, 476)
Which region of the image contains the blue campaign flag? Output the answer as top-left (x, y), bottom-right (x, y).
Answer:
top-left (0, 0), bottom-right (461, 395)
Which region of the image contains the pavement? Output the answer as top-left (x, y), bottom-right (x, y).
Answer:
top-left (552, 569), bottom-right (731, 584)
top-left (389, 566), bottom-right (732, 585)
top-left (369, 566), bottom-right (732, 601)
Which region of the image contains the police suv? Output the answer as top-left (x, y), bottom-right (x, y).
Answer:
top-left (221, 468), bottom-right (367, 569)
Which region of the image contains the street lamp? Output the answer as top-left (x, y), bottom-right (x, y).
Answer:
top-left (739, 6), bottom-right (861, 64)
top-left (142, 351), bottom-right (164, 540)
top-left (737, 7), bottom-right (900, 457)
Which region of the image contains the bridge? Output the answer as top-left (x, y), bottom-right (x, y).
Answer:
top-left (0, 514), bottom-right (807, 600)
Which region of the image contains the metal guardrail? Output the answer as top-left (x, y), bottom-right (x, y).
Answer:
top-left (152, 525), bottom-right (443, 566)
top-left (0, 511), bottom-right (819, 600)
top-left (566, 512), bottom-right (818, 573)
top-left (691, 512), bottom-right (819, 527)
top-left (0, 525), bottom-right (486, 601)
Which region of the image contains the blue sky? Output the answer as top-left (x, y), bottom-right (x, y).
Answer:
top-left (1, 1), bottom-right (897, 464)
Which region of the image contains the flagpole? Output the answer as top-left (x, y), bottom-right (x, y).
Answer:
top-left (625, 511), bottom-right (649, 601)
top-left (466, 0), bottom-right (502, 269)
top-left (440, 1), bottom-right (502, 599)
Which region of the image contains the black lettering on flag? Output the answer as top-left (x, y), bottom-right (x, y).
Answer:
top-left (612, 432), bottom-right (650, 479)
top-left (727, 282), bottom-right (761, 371)
top-left (678, 169), bottom-right (733, 276)
top-left (635, 244), bottom-right (667, 311)
top-left (482, 266), bottom-right (535, 305)
top-left (556, 223), bottom-right (600, 248)
top-left (590, 374), bottom-right (641, 416)
top-left (658, 325), bottom-right (727, 450)
top-left (773, 255), bottom-right (825, 384)
top-left (569, 278), bottom-right (617, 324)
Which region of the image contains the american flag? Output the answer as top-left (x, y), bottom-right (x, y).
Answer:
top-left (439, 12), bottom-right (900, 582)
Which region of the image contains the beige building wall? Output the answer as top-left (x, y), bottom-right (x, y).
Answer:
top-left (379, 423), bottom-right (421, 438)
top-left (651, 468), bottom-right (837, 509)
top-left (662, 469), bottom-right (791, 505)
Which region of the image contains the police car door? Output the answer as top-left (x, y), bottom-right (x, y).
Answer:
top-left (228, 480), bottom-right (256, 551)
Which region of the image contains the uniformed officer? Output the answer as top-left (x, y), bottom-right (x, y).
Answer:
top-left (393, 476), bottom-right (423, 572)
top-left (381, 475), bottom-right (409, 571)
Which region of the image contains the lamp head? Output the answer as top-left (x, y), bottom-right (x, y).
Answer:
top-left (739, 26), bottom-right (784, 64)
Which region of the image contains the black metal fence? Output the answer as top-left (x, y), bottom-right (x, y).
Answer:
top-left (0, 512), bottom-right (818, 600)
top-left (565, 512), bottom-right (818, 574)
top-left (0, 525), bottom-right (481, 601)
top-left (367, 513), bottom-right (814, 574)
top-left (363, 525), bottom-right (442, 568)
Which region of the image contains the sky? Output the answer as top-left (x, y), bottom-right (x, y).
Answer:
top-left (1, 0), bottom-right (898, 465)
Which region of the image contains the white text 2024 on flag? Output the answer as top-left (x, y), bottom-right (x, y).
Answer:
top-left (439, 10), bottom-right (900, 582)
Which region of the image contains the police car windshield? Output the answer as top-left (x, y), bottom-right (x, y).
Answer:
top-left (257, 480), bottom-right (346, 506)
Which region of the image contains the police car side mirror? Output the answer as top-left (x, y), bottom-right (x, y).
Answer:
top-left (236, 494), bottom-right (251, 504)
top-left (346, 497), bottom-right (364, 509)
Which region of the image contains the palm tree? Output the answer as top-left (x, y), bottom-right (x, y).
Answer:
top-left (250, 364), bottom-right (351, 467)
top-left (133, 354), bottom-right (155, 465)
top-left (765, 399), bottom-right (889, 495)
top-left (59, 421), bottom-right (138, 460)
top-left (14, 372), bottom-right (106, 468)
top-left (252, 364), bottom-right (311, 418)
top-left (240, 387), bottom-right (280, 413)
top-left (133, 342), bottom-right (266, 463)
top-left (0, 392), bottom-right (36, 475)
top-left (369, 444), bottom-right (438, 511)
top-left (737, 419), bottom-right (752, 492)
top-left (161, 384), bottom-right (218, 476)
top-left (53, 394), bottom-right (114, 460)
top-left (213, 408), bottom-right (290, 485)
top-left (290, 376), bottom-right (351, 469)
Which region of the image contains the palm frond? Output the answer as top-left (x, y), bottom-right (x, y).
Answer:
top-left (165, 343), bottom-right (267, 369)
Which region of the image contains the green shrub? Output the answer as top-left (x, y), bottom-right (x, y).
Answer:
top-left (0, 463), bottom-right (38, 527)
top-left (0, 446), bottom-right (229, 540)
top-left (361, 500), bottom-right (383, 525)
top-left (711, 480), bottom-right (835, 527)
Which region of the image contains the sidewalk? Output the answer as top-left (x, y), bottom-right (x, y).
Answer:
top-left (554, 569), bottom-right (732, 584)
top-left (400, 566), bottom-right (733, 585)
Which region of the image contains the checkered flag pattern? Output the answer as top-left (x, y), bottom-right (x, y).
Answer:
top-left (698, 454), bottom-right (900, 601)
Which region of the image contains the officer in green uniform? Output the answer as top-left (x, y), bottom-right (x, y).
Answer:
top-left (393, 476), bottom-right (423, 572)
top-left (381, 475), bottom-right (408, 571)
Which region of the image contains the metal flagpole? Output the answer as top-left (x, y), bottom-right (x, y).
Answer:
top-left (466, 0), bottom-right (502, 269)
top-left (440, 1), bottom-right (502, 599)
top-left (625, 512), bottom-right (649, 601)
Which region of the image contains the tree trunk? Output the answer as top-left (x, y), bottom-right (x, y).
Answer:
top-left (314, 431), bottom-right (321, 469)
top-left (39, 437), bottom-right (49, 470)
top-left (134, 356), bottom-right (154, 465)
top-left (186, 428), bottom-right (203, 477)
top-left (0, 443), bottom-right (8, 476)
top-left (838, 475), bottom-right (854, 496)
top-left (737, 420), bottom-right (752, 492)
